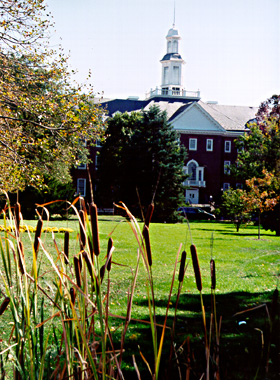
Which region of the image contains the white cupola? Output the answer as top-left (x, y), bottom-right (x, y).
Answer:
top-left (160, 25), bottom-right (185, 96)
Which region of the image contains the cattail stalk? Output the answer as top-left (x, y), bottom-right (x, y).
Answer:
top-left (70, 287), bottom-right (76, 305)
top-left (89, 203), bottom-right (100, 256)
top-left (17, 241), bottom-right (25, 274)
top-left (190, 244), bottom-right (202, 291)
top-left (82, 250), bottom-right (93, 281)
top-left (74, 255), bottom-right (82, 288)
top-left (178, 250), bottom-right (187, 283)
top-left (143, 225), bottom-right (152, 266)
top-left (0, 297), bottom-right (10, 316)
top-left (14, 202), bottom-right (21, 237)
top-left (107, 237), bottom-right (113, 272)
top-left (34, 217), bottom-right (43, 257)
top-left (190, 244), bottom-right (209, 378)
top-left (79, 210), bottom-right (86, 249)
top-left (210, 259), bottom-right (216, 290)
top-left (144, 203), bottom-right (154, 228)
top-left (64, 231), bottom-right (69, 264)
top-left (99, 265), bottom-right (106, 284)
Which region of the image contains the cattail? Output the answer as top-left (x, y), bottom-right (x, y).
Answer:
top-left (0, 297), bottom-right (10, 316)
top-left (107, 237), bottom-right (113, 272)
top-left (210, 259), bottom-right (216, 290)
top-left (271, 287), bottom-right (279, 322)
top-left (17, 241), bottom-right (25, 274)
top-left (64, 231), bottom-right (69, 264)
top-left (70, 287), bottom-right (76, 305)
top-left (179, 250), bottom-right (187, 282)
top-left (143, 225), bottom-right (152, 266)
top-left (144, 203), bottom-right (154, 228)
top-left (79, 210), bottom-right (86, 249)
top-left (190, 244), bottom-right (202, 292)
top-left (82, 250), bottom-right (93, 280)
top-left (14, 202), bottom-right (21, 236)
top-left (100, 264), bottom-right (106, 283)
top-left (74, 255), bottom-right (82, 288)
top-left (89, 203), bottom-right (100, 256)
top-left (34, 217), bottom-right (43, 256)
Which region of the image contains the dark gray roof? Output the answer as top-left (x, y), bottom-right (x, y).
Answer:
top-left (161, 53), bottom-right (183, 61)
top-left (100, 96), bottom-right (197, 118)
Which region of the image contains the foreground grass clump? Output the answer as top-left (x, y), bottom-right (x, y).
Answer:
top-left (0, 198), bottom-right (279, 379)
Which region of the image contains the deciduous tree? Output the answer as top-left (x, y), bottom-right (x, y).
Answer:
top-left (0, 0), bottom-right (104, 192)
top-left (232, 95), bottom-right (280, 234)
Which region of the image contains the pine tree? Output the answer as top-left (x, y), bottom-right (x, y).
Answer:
top-left (98, 105), bottom-right (187, 222)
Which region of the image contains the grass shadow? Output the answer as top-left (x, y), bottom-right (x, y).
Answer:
top-left (116, 290), bottom-right (279, 380)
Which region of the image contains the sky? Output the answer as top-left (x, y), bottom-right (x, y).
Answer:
top-left (46, 0), bottom-right (280, 107)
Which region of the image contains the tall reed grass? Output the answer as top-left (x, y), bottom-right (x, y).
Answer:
top-left (0, 194), bottom-right (278, 379)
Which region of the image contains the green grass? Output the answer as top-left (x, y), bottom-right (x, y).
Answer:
top-left (0, 216), bottom-right (279, 379)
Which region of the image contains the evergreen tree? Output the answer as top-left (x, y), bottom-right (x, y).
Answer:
top-left (98, 106), bottom-right (187, 222)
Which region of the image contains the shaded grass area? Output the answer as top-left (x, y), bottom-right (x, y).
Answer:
top-left (0, 217), bottom-right (279, 378)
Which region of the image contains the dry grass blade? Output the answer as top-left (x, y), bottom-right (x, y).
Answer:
top-left (89, 202), bottom-right (100, 256)
top-left (132, 355), bottom-right (141, 380)
top-left (0, 297), bottom-right (10, 316)
top-left (190, 244), bottom-right (202, 292)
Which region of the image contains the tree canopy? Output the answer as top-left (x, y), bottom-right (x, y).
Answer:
top-left (98, 106), bottom-right (187, 222)
top-left (0, 0), bottom-right (104, 192)
top-left (233, 95), bottom-right (280, 180)
top-left (228, 95), bottom-right (280, 234)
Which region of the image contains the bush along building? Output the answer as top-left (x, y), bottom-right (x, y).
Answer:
top-left (72, 23), bottom-right (257, 209)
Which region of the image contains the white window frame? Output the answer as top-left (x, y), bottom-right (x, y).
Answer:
top-left (236, 183), bottom-right (243, 189)
top-left (225, 140), bottom-right (231, 153)
top-left (163, 66), bottom-right (169, 85)
top-left (223, 183), bottom-right (230, 191)
top-left (206, 139), bottom-right (213, 152)
top-left (77, 178), bottom-right (86, 197)
top-left (78, 162), bottom-right (86, 170)
top-left (224, 160), bottom-right (231, 174)
top-left (95, 152), bottom-right (100, 169)
top-left (189, 138), bottom-right (197, 151)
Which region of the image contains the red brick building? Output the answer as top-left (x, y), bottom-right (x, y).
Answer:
top-left (72, 24), bottom-right (257, 207)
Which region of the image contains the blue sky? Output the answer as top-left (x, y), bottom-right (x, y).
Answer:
top-left (47, 0), bottom-right (279, 107)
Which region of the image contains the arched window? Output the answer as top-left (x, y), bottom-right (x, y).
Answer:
top-left (173, 40), bottom-right (178, 53)
top-left (187, 160), bottom-right (198, 180)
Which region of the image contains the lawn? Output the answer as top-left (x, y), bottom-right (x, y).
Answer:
top-left (0, 214), bottom-right (279, 379)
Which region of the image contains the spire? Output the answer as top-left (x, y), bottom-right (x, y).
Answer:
top-left (173, 0), bottom-right (176, 28)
